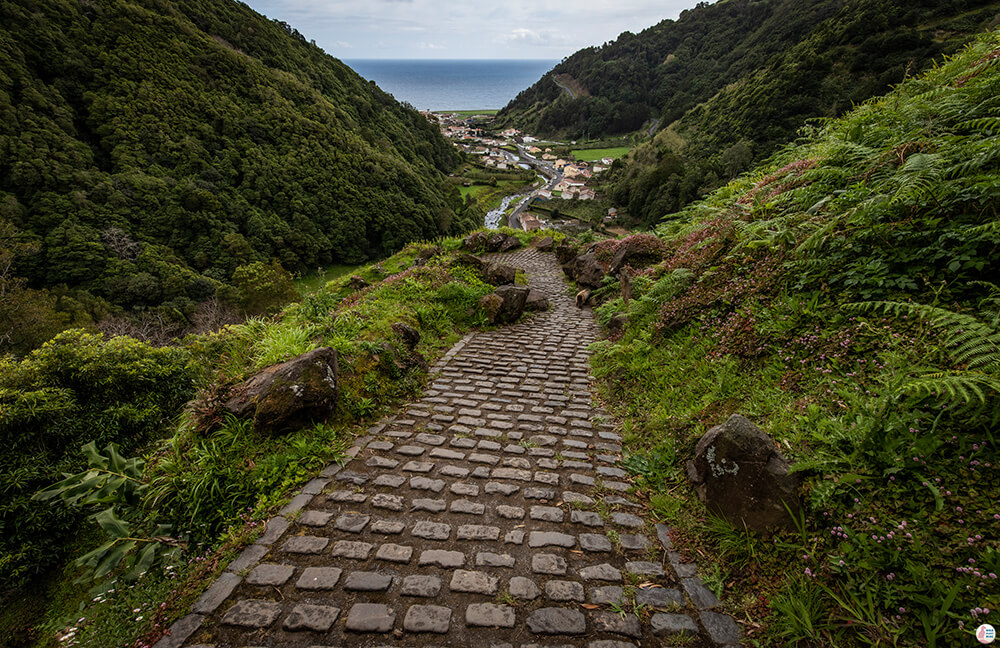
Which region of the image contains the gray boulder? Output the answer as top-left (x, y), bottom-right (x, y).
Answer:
top-left (500, 235), bottom-right (523, 252)
top-left (534, 236), bottom-right (554, 252)
top-left (494, 285), bottom-right (530, 324)
top-left (571, 252), bottom-right (605, 288)
top-left (224, 347), bottom-right (338, 434)
top-left (687, 415), bottom-right (800, 534)
top-left (525, 289), bottom-right (549, 312)
top-left (463, 231), bottom-right (488, 251)
top-left (484, 262), bottom-right (516, 286)
top-left (486, 232), bottom-right (508, 252)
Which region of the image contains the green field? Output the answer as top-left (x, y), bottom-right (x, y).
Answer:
top-left (571, 146), bottom-right (631, 162)
top-left (295, 263), bottom-right (360, 295)
top-left (438, 109), bottom-right (498, 118)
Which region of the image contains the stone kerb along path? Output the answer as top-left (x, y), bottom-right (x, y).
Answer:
top-left (159, 248), bottom-right (743, 648)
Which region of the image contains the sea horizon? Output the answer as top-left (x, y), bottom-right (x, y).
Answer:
top-left (344, 59), bottom-right (558, 112)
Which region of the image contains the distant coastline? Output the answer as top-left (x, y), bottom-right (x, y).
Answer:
top-left (345, 59), bottom-right (557, 112)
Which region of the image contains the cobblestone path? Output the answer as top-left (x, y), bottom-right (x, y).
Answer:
top-left (160, 248), bottom-right (742, 648)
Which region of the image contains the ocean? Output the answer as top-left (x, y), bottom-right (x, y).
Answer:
top-left (344, 59), bottom-right (557, 112)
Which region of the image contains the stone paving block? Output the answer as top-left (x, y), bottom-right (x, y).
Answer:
top-left (375, 543), bottom-right (413, 563)
top-left (366, 456), bottom-right (399, 469)
top-left (401, 574), bottom-right (442, 597)
top-left (416, 433), bottom-right (446, 446)
top-left (625, 560), bottom-right (665, 576)
top-left (569, 474), bottom-right (595, 486)
top-left (530, 553), bottom-right (567, 575)
top-left (588, 642), bottom-right (637, 648)
top-left (374, 474), bottom-right (406, 488)
top-left (701, 610), bottom-right (743, 643)
top-left (457, 524), bottom-right (500, 541)
top-left (345, 603), bottom-right (395, 632)
top-left (528, 531), bottom-right (575, 548)
top-left (327, 489), bottom-right (367, 503)
top-left (295, 567), bottom-right (342, 590)
top-left (411, 520), bottom-right (451, 540)
top-left (589, 585), bottom-right (624, 605)
top-left (371, 519), bottom-right (406, 534)
top-left (509, 575), bottom-right (541, 599)
top-left (283, 604), bottom-right (340, 632)
top-left (485, 481), bottom-right (519, 496)
top-left (682, 577), bottom-right (720, 609)
top-left (524, 487), bottom-right (556, 499)
top-left (592, 611), bottom-right (641, 638)
top-left (410, 476), bottom-right (445, 492)
top-left (636, 587), bottom-right (684, 608)
top-left (534, 471), bottom-right (560, 485)
top-left (450, 499), bottom-right (486, 515)
top-left (476, 551), bottom-right (515, 568)
top-left (334, 513), bottom-right (370, 533)
top-left (496, 504), bottom-right (524, 519)
top-left (226, 544), bottom-right (268, 574)
top-left (441, 464), bottom-right (471, 478)
top-left (297, 510), bottom-right (334, 527)
top-left (334, 470), bottom-right (368, 485)
top-left (619, 534), bottom-right (651, 551)
top-left (492, 467), bottom-right (532, 481)
top-left (570, 510), bottom-right (603, 527)
top-left (544, 580), bottom-right (585, 602)
top-left (254, 517), bottom-right (289, 547)
top-left (418, 549), bottom-right (465, 568)
top-left (526, 608), bottom-right (586, 635)
top-left (610, 512), bottom-right (644, 528)
top-left (450, 483), bottom-right (480, 497)
top-left (220, 599), bottom-right (281, 628)
top-left (504, 529), bottom-right (525, 545)
top-left (403, 605), bottom-right (452, 633)
top-left (343, 571), bottom-right (393, 591)
top-left (449, 569), bottom-right (498, 595)
top-left (403, 460), bottom-right (434, 473)
top-left (191, 573), bottom-right (241, 614)
top-left (579, 564), bottom-right (622, 581)
top-left (331, 540), bottom-right (374, 560)
top-left (372, 494), bottom-right (405, 511)
top-left (151, 613), bottom-right (203, 648)
top-left (245, 563), bottom-right (294, 586)
top-left (650, 612), bottom-right (698, 635)
top-left (465, 603), bottom-right (516, 628)
top-left (530, 505), bottom-right (564, 522)
top-left (412, 498), bottom-right (447, 513)
top-left (579, 534), bottom-right (613, 553)
top-left (397, 445), bottom-right (425, 456)
top-left (281, 536), bottom-right (328, 554)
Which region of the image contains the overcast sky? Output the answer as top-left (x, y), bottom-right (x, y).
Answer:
top-left (242, 0), bottom-right (701, 59)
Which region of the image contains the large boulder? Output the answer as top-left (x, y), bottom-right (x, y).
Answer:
top-left (463, 231), bottom-right (488, 252)
top-left (533, 236), bottom-right (554, 252)
top-left (554, 240), bottom-right (578, 265)
top-left (224, 347), bottom-right (338, 434)
top-left (494, 285), bottom-right (530, 324)
top-left (485, 232), bottom-right (508, 252)
top-left (348, 275), bottom-right (369, 291)
top-left (484, 262), bottom-right (516, 286)
top-left (608, 234), bottom-right (665, 275)
top-left (500, 235), bottom-right (523, 252)
top-left (686, 415), bottom-right (800, 534)
top-left (571, 252), bottom-right (606, 288)
top-left (525, 289), bottom-right (549, 312)
top-left (455, 253), bottom-right (486, 272)
top-left (391, 322), bottom-right (420, 349)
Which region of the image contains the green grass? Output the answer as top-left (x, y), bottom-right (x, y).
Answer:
top-left (438, 109), bottom-right (498, 117)
top-left (294, 263), bottom-right (359, 295)
top-left (571, 146), bottom-right (631, 162)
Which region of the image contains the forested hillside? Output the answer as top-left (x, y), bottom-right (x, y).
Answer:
top-left (581, 31), bottom-right (1000, 645)
top-left (499, 0), bottom-right (1000, 224)
top-left (0, 0), bottom-right (468, 353)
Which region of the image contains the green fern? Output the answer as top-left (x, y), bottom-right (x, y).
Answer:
top-left (848, 295), bottom-right (1000, 407)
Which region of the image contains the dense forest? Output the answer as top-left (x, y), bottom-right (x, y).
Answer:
top-left (0, 0), bottom-right (470, 354)
top-left (499, 0), bottom-right (1000, 224)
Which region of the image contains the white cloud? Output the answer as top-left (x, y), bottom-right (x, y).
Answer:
top-left (244, 0), bottom-right (699, 58)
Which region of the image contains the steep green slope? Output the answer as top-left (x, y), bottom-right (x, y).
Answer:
top-left (499, 0), bottom-right (999, 225)
top-left (584, 31), bottom-right (1000, 646)
top-left (0, 0), bottom-right (467, 350)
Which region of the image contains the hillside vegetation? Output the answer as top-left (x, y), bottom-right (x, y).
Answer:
top-left (0, 230), bottom-right (554, 647)
top-left (499, 0), bottom-right (1000, 224)
top-left (584, 31), bottom-right (1000, 646)
top-left (0, 0), bottom-right (470, 354)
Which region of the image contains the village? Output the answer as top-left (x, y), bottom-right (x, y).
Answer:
top-left (422, 111), bottom-right (624, 233)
